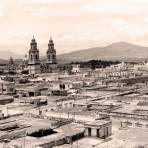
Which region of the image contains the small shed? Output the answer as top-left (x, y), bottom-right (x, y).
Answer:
top-left (84, 120), bottom-right (112, 139)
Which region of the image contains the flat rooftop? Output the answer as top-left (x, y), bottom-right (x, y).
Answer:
top-left (85, 120), bottom-right (111, 127)
top-left (0, 121), bottom-right (84, 148)
top-left (0, 95), bottom-right (13, 100)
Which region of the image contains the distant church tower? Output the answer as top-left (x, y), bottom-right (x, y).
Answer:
top-left (28, 36), bottom-right (41, 74)
top-left (46, 37), bottom-right (57, 64)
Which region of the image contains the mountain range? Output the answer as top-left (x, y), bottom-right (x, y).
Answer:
top-left (0, 41), bottom-right (148, 63)
top-left (57, 41), bottom-right (148, 62)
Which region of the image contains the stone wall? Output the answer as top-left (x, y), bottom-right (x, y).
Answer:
top-left (37, 132), bottom-right (84, 148)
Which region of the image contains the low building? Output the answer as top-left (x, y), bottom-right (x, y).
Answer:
top-left (0, 95), bottom-right (14, 105)
top-left (20, 96), bottom-right (47, 106)
top-left (55, 96), bottom-right (75, 109)
top-left (15, 77), bottom-right (29, 84)
top-left (0, 81), bottom-right (15, 95)
top-left (71, 64), bottom-right (81, 73)
top-left (48, 81), bottom-right (73, 96)
top-left (0, 64), bottom-right (7, 74)
top-left (84, 120), bottom-right (112, 139)
top-left (16, 82), bottom-right (49, 97)
top-left (0, 109), bottom-right (4, 118)
top-left (49, 81), bottom-right (73, 91)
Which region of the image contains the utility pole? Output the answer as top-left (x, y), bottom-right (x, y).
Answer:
top-left (24, 130), bottom-right (26, 148)
top-left (77, 134), bottom-right (79, 148)
top-left (6, 106), bottom-right (8, 116)
top-left (86, 89), bottom-right (88, 105)
top-left (73, 112), bottom-right (75, 121)
top-left (68, 112), bottom-right (69, 119)
top-left (3, 139), bottom-right (10, 148)
top-left (71, 137), bottom-right (73, 148)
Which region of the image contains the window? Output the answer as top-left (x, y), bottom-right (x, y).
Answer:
top-left (48, 55), bottom-right (50, 60)
top-left (60, 84), bottom-right (63, 90)
top-left (10, 88), bottom-right (14, 92)
top-left (31, 55), bottom-right (32, 61)
top-left (60, 84), bottom-right (65, 90)
top-left (52, 55), bottom-right (55, 60)
top-left (64, 103), bottom-right (68, 108)
top-left (36, 54), bottom-right (38, 59)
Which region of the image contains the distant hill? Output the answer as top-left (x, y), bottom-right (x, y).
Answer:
top-left (0, 49), bottom-right (23, 64)
top-left (57, 41), bottom-right (148, 62)
top-left (0, 41), bottom-right (148, 64)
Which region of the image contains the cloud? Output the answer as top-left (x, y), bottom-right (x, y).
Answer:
top-left (82, 0), bottom-right (148, 16)
top-left (19, 0), bottom-right (81, 5)
top-left (0, 0), bottom-right (7, 17)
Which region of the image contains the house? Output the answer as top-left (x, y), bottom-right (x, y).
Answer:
top-left (16, 82), bottom-right (49, 97)
top-left (20, 96), bottom-right (47, 106)
top-left (49, 81), bottom-right (73, 91)
top-left (71, 64), bottom-right (81, 73)
top-left (0, 64), bottom-right (7, 74)
top-left (84, 120), bottom-right (112, 139)
top-left (0, 95), bottom-right (14, 105)
top-left (0, 81), bottom-right (15, 95)
top-left (48, 81), bottom-right (73, 96)
top-left (55, 96), bottom-right (75, 109)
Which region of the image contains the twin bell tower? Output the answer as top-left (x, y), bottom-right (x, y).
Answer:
top-left (28, 36), bottom-right (57, 74)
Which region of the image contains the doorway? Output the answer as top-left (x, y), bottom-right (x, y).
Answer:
top-left (88, 128), bottom-right (91, 136)
top-left (97, 129), bottom-right (100, 138)
top-left (106, 127), bottom-right (108, 137)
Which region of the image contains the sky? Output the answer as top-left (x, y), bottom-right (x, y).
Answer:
top-left (0, 0), bottom-right (148, 58)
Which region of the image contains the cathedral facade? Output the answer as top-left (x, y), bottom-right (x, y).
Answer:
top-left (28, 36), bottom-right (57, 74)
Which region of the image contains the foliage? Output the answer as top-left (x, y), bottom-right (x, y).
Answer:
top-left (71, 60), bottom-right (120, 69)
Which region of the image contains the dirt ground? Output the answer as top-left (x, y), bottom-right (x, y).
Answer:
top-left (55, 119), bottom-right (148, 148)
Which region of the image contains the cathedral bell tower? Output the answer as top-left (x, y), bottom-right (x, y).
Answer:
top-left (28, 36), bottom-right (41, 74)
top-left (46, 37), bottom-right (57, 64)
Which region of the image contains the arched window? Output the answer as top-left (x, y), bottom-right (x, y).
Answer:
top-left (36, 54), bottom-right (38, 60)
top-left (60, 84), bottom-right (62, 90)
top-left (48, 55), bottom-right (50, 60)
top-left (52, 55), bottom-right (55, 60)
top-left (31, 55), bottom-right (32, 61)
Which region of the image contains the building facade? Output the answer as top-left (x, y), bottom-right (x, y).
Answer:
top-left (71, 64), bottom-right (81, 73)
top-left (85, 121), bottom-right (112, 139)
top-left (0, 81), bottom-right (15, 95)
top-left (28, 37), bottom-right (41, 74)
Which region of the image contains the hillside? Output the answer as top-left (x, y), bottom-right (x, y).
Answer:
top-left (57, 42), bottom-right (148, 62)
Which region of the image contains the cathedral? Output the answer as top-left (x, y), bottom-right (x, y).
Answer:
top-left (28, 36), bottom-right (57, 74)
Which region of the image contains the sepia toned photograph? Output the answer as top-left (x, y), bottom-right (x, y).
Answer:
top-left (0, 0), bottom-right (148, 147)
